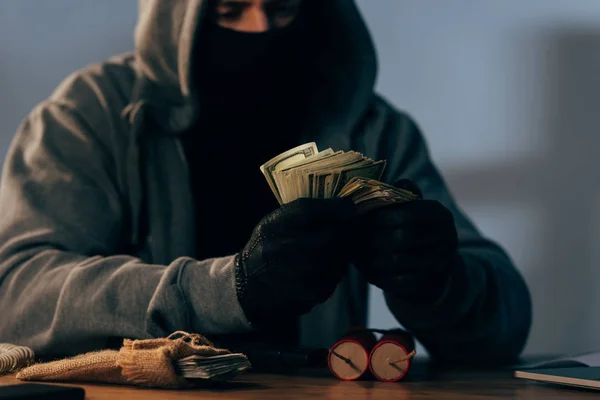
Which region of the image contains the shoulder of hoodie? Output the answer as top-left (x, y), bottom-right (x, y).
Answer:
top-left (49, 52), bottom-right (136, 111)
top-left (364, 93), bottom-right (424, 138)
top-left (34, 53), bottom-right (138, 147)
top-left (357, 93), bottom-right (432, 171)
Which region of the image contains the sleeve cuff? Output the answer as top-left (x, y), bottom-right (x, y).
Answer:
top-left (179, 256), bottom-right (252, 335)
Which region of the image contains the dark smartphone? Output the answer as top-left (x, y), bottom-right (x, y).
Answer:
top-left (0, 383), bottom-right (85, 400)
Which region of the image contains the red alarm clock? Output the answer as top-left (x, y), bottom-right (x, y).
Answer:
top-left (328, 330), bottom-right (377, 381)
top-left (369, 330), bottom-right (416, 382)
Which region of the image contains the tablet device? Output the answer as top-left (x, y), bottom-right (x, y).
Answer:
top-left (515, 366), bottom-right (600, 390)
top-left (0, 383), bottom-right (85, 400)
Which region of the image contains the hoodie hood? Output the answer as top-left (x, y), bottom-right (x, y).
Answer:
top-left (132, 0), bottom-right (377, 137)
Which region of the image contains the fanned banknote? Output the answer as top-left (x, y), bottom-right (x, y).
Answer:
top-left (260, 143), bottom-right (420, 213)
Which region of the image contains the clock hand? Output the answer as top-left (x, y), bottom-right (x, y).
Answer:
top-left (331, 350), bottom-right (362, 373)
top-left (387, 350), bottom-right (416, 365)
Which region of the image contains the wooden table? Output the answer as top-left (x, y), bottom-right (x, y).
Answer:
top-left (1, 362), bottom-right (598, 399)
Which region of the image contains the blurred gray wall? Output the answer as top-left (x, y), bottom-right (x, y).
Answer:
top-left (0, 1), bottom-right (137, 153)
top-left (2, 1), bottom-right (600, 356)
top-left (357, 0), bottom-right (600, 357)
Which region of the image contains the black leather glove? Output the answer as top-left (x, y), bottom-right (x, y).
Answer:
top-left (235, 198), bottom-right (356, 327)
top-left (354, 179), bottom-right (459, 303)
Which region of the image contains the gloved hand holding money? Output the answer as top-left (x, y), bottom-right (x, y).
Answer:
top-left (259, 142), bottom-right (421, 213)
top-left (257, 143), bottom-right (459, 308)
top-left (235, 198), bottom-right (355, 327)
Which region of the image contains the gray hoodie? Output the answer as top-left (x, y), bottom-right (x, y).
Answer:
top-left (0, 0), bottom-right (531, 364)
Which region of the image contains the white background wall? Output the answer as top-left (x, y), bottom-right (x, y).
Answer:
top-left (2, 1), bottom-right (600, 357)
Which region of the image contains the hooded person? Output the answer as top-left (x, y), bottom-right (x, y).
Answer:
top-left (0, 0), bottom-right (532, 366)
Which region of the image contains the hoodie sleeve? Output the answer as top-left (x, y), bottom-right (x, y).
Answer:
top-left (0, 100), bottom-right (250, 358)
top-left (362, 97), bottom-right (532, 366)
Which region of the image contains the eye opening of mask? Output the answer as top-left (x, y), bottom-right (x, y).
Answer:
top-left (209, 0), bottom-right (302, 31)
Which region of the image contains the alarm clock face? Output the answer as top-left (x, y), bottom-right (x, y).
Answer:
top-left (369, 342), bottom-right (410, 382)
top-left (328, 341), bottom-right (369, 381)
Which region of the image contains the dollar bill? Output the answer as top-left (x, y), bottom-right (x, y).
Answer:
top-left (260, 142), bottom-right (318, 204)
top-left (330, 160), bottom-right (386, 197)
top-left (175, 353), bottom-right (251, 381)
top-left (338, 177), bottom-right (421, 213)
top-left (261, 144), bottom-right (420, 212)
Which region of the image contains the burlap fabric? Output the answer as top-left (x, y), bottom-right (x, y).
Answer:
top-left (16, 331), bottom-right (232, 388)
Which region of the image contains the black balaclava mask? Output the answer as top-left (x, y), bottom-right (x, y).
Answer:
top-left (194, 6), bottom-right (303, 115)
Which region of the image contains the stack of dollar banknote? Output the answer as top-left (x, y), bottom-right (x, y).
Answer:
top-left (260, 143), bottom-right (420, 213)
top-left (175, 353), bottom-right (251, 381)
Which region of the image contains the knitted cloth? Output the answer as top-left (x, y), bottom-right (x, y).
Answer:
top-left (16, 331), bottom-right (232, 388)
